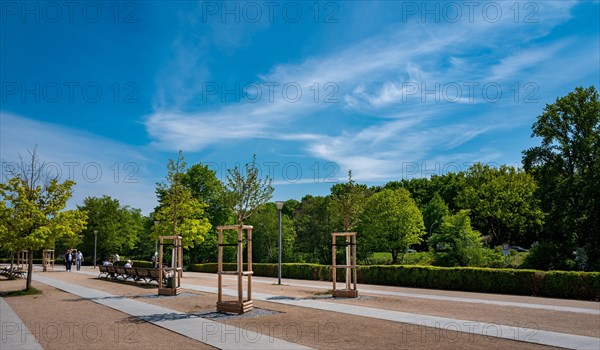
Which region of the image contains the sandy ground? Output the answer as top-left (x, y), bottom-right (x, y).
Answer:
top-left (5, 268), bottom-right (597, 349)
top-left (1, 276), bottom-right (215, 350)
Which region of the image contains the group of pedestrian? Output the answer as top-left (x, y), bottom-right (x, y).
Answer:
top-left (62, 251), bottom-right (159, 271)
top-left (63, 250), bottom-right (83, 271)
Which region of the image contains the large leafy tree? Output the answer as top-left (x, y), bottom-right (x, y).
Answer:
top-left (0, 149), bottom-right (87, 290)
top-left (77, 196), bottom-right (144, 262)
top-left (153, 151), bottom-right (211, 249)
top-left (294, 195), bottom-right (337, 264)
top-left (225, 154), bottom-right (274, 224)
top-left (523, 86), bottom-right (600, 267)
top-left (360, 188), bottom-right (425, 264)
top-left (428, 210), bottom-right (483, 267)
top-left (182, 163), bottom-right (231, 263)
top-left (457, 163), bottom-right (544, 246)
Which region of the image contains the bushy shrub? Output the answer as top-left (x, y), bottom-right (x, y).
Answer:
top-left (187, 263), bottom-right (599, 300)
top-left (522, 241), bottom-right (567, 270)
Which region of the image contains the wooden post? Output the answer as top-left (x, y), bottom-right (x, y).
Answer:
top-left (247, 226), bottom-right (253, 302)
top-left (42, 249), bottom-right (54, 271)
top-left (216, 225), bottom-right (254, 314)
top-left (332, 232), bottom-right (358, 298)
top-left (217, 227), bottom-right (223, 304)
top-left (17, 250), bottom-right (28, 270)
top-left (158, 236), bottom-right (182, 296)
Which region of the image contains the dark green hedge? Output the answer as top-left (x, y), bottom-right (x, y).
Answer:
top-left (188, 263), bottom-right (600, 300)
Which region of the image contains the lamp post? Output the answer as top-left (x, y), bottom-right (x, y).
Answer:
top-left (93, 230), bottom-right (98, 269)
top-left (275, 201), bottom-right (284, 285)
top-left (154, 221), bottom-right (159, 254)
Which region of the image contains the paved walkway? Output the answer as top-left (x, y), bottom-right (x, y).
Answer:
top-left (180, 282), bottom-right (600, 350)
top-left (0, 297), bottom-right (43, 350)
top-left (72, 269), bottom-right (600, 349)
top-left (31, 274), bottom-right (311, 350)
top-left (218, 275), bottom-right (599, 315)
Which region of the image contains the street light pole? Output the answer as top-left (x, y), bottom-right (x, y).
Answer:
top-left (154, 221), bottom-right (159, 254)
top-left (93, 230), bottom-right (98, 269)
top-left (275, 201), bottom-right (284, 285)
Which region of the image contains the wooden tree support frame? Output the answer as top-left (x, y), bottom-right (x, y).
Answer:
top-left (158, 235), bottom-right (183, 296)
top-left (42, 249), bottom-right (55, 271)
top-left (217, 225), bottom-right (254, 314)
top-left (17, 250), bottom-right (29, 270)
top-left (332, 232), bottom-right (358, 298)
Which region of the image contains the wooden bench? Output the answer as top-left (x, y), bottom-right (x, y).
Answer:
top-left (98, 265), bottom-right (110, 278)
top-left (96, 266), bottom-right (165, 286)
top-left (0, 266), bottom-right (26, 278)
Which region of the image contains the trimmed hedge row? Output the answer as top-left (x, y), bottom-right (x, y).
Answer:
top-left (189, 263), bottom-right (600, 300)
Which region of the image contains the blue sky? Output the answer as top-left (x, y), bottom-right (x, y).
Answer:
top-left (1, 1), bottom-right (599, 214)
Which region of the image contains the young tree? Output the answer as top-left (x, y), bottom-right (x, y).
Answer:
top-left (360, 188), bottom-right (426, 264)
top-left (225, 155), bottom-right (274, 224)
top-left (0, 148), bottom-right (87, 290)
top-left (331, 170), bottom-right (369, 231)
top-left (523, 86), bottom-right (600, 267)
top-left (153, 151), bottom-right (211, 249)
top-left (428, 210), bottom-right (483, 267)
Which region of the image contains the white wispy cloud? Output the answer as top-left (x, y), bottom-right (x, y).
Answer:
top-left (144, 1), bottom-right (583, 182)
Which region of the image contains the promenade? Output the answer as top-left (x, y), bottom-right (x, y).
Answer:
top-left (1, 266), bottom-right (598, 349)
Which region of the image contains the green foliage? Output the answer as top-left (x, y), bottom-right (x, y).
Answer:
top-left (153, 151), bottom-right (211, 249)
top-left (457, 163), bottom-right (544, 246)
top-left (293, 195), bottom-right (337, 264)
top-left (246, 203), bottom-right (296, 263)
top-left (421, 193), bottom-right (450, 250)
top-left (77, 196), bottom-right (144, 261)
top-left (0, 148), bottom-right (87, 290)
top-left (543, 271), bottom-right (600, 300)
top-left (225, 154), bottom-right (274, 224)
top-left (523, 86), bottom-right (600, 267)
top-left (181, 163), bottom-right (231, 263)
top-left (367, 251), bottom-right (433, 266)
top-left (428, 210), bottom-right (483, 267)
top-left (330, 170), bottom-right (369, 231)
top-left (360, 188), bottom-right (425, 264)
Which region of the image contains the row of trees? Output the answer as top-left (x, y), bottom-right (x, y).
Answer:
top-left (119, 86), bottom-right (600, 270)
top-left (2, 86), bottom-right (599, 293)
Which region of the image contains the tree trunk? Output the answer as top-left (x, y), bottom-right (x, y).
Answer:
top-left (391, 249), bottom-right (398, 264)
top-left (10, 252), bottom-right (14, 270)
top-left (26, 248), bottom-right (33, 290)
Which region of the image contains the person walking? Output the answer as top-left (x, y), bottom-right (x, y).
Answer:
top-left (76, 251), bottom-right (83, 271)
top-left (64, 250), bottom-right (73, 272)
top-left (151, 252), bottom-right (157, 268)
